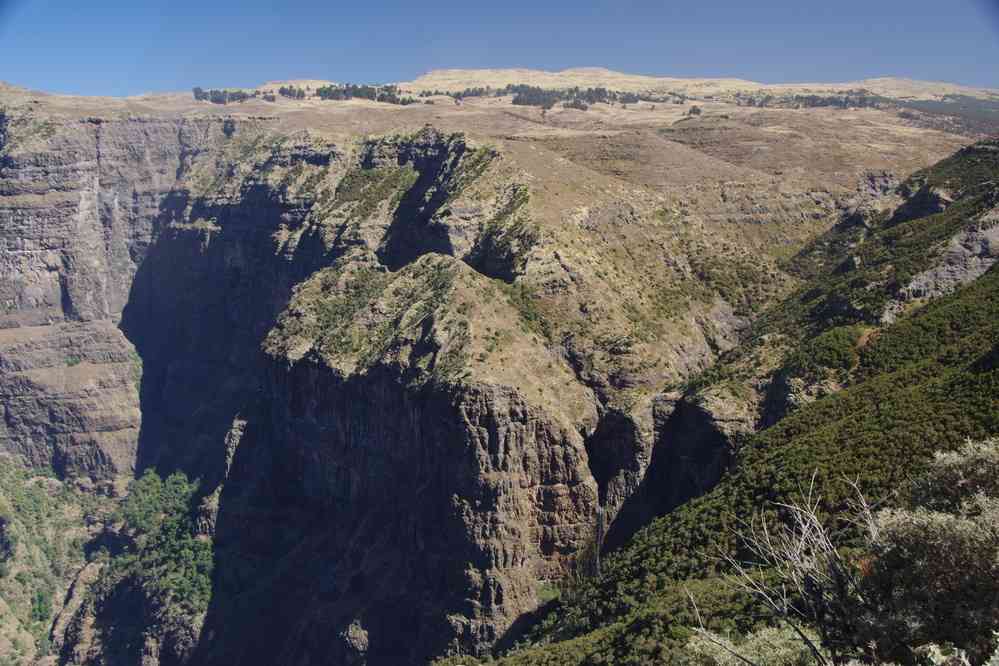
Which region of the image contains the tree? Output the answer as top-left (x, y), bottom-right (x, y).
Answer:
top-left (279, 85), bottom-right (306, 100)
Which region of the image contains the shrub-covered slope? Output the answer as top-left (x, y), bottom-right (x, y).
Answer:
top-left (467, 140), bottom-right (999, 665)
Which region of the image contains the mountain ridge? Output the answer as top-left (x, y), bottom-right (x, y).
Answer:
top-left (3, 67), bottom-right (997, 102)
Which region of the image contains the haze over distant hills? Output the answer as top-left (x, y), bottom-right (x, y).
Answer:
top-left (401, 67), bottom-right (999, 100)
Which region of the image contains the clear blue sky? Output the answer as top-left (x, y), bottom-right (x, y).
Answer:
top-left (1, 0), bottom-right (998, 96)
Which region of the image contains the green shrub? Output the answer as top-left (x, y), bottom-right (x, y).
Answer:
top-left (785, 325), bottom-right (862, 376)
top-left (30, 588), bottom-right (52, 622)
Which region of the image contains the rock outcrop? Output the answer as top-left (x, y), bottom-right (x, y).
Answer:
top-left (882, 207), bottom-right (999, 323)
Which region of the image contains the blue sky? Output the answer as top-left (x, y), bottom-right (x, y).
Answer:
top-left (1, 0), bottom-right (997, 96)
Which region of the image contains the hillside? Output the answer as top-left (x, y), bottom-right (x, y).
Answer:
top-left (452, 139), bottom-right (999, 665)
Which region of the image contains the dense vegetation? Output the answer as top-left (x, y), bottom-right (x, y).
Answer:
top-left (192, 83), bottom-right (419, 105)
top-left (191, 87), bottom-right (254, 104)
top-left (509, 85), bottom-right (646, 109)
top-left (96, 470), bottom-right (213, 617)
top-left (278, 84), bottom-right (306, 99)
top-left (459, 139), bottom-right (999, 664)
top-left (315, 83), bottom-right (417, 105)
top-left (440, 84), bottom-right (675, 110)
top-left (733, 89), bottom-right (883, 109)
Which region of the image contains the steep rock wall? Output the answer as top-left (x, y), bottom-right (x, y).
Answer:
top-left (45, 127), bottom-right (603, 665)
top-left (198, 363), bottom-right (595, 664)
top-left (0, 113), bottom-right (233, 480)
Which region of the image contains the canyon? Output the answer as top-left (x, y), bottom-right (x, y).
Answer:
top-left (0, 69), bottom-right (993, 664)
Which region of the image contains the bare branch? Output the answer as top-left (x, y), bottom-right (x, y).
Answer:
top-left (717, 472), bottom-right (881, 665)
top-left (684, 587), bottom-right (763, 666)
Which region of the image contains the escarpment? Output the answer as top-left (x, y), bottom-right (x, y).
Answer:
top-left (0, 86), bottom-right (975, 665)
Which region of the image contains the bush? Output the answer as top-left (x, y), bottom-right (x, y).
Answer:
top-left (30, 588), bottom-right (52, 622)
top-left (719, 438), bottom-right (999, 664)
top-left (907, 439), bottom-right (999, 512)
top-left (860, 439), bottom-right (999, 663)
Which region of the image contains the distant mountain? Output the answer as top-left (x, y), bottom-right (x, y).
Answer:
top-left (402, 66), bottom-right (999, 101)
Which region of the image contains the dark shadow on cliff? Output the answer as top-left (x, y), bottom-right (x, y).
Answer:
top-left (190, 365), bottom-right (488, 666)
top-left (601, 397), bottom-right (735, 553)
top-left (119, 185), bottom-right (334, 484)
top-left (491, 598), bottom-right (560, 656)
top-left (584, 409), bottom-right (645, 507)
top-left (377, 139), bottom-right (467, 270)
top-left (114, 182), bottom-right (355, 662)
top-left (60, 580), bottom-right (148, 665)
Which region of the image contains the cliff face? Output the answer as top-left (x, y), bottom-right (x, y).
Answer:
top-left (0, 118), bottom-right (603, 663)
top-left (112, 128), bottom-right (602, 663)
top-left (201, 365), bottom-right (595, 664)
